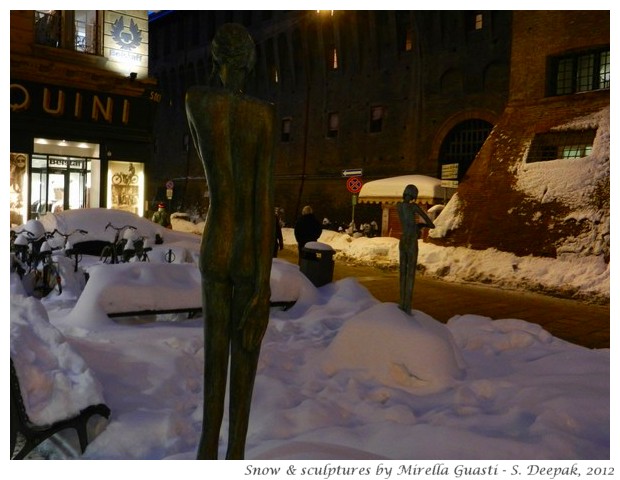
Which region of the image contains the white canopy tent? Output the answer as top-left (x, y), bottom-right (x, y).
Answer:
top-left (358, 174), bottom-right (444, 205)
top-left (358, 175), bottom-right (446, 238)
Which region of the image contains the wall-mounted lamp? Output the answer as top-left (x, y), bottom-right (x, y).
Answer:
top-left (129, 72), bottom-right (138, 81)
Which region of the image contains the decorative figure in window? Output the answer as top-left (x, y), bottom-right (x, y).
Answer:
top-left (185, 23), bottom-right (276, 460)
top-left (35, 10), bottom-right (61, 47)
top-left (397, 184), bottom-right (435, 314)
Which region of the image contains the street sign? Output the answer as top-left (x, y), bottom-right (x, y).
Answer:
top-left (346, 176), bottom-right (363, 194)
top-left (342, 168), bottom-right (363, 177)
top-left (441, 180), bottom-right (459, 188)
top-left (166, 180), bottom-right (174, 189)
top-left (441, 163), bottom-right (459, 180)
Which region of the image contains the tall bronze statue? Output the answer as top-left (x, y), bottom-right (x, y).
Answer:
top-left (185, 23), bottom-right (275, 460)
top-left (397, 184), bottom-right (435, 314)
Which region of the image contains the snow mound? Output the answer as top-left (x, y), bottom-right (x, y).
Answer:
top-left (321, 303), bottom-right (466, 394)
top-left (10, 294), bottom-right (106, 425)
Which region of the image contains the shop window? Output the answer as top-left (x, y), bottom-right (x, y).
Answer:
top-left (10, 153), bottom-right (28, 227)
top-left (549, 48), bottom-right (610, 96)
top-left (327, 112), bottom-right (339, 138)
top-left (526, 130), bottom-right (596, 163)
top-left (108, 161), bottom-right (144, 216)
top-left (281, 118), bottom-right (292, 142)
top-left (35, 10), bottom-right (99, 54)
top-left (369, 106), bottom-right (384, 133)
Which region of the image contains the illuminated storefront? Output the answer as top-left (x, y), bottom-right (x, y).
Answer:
top-left (10, 10), bottom-right (157, 227)
top-left (10, 81), bottom-right (154, 225)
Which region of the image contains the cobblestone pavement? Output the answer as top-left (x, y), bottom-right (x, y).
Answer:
top-left (278, 248), bottom-right (610, 349)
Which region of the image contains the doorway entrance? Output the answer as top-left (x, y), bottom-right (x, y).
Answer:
top-left (30, 154), bottom-right (92, 218)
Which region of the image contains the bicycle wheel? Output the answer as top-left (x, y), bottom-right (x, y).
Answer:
top-left (43, 264), bottom-right (62, 296)
top-left (100, 245), bottom-right (113, 264)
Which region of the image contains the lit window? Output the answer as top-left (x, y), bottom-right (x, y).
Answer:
top-left (332, 48), bottom-right (339, 69)
top-left (550, 48), bottom-right (610, 96)
top-left (370, 106), bottom-right (384, 133)
top-left (35, 10), bottom-right (99, 55)
top-left (467, 11), bottom-right (484, 31)
top-left (527, 130), bottom-right (596, 162)
top-left (474, 13), bottom-right (483, 30)
top-left (74, 10), bottom-right (98, 53)
top-left (281, 118), bottom-right (291, 142)
top-left (405, 27), bottom-right (413, 51)
top-left (327, 112), bottom-right (339, 138)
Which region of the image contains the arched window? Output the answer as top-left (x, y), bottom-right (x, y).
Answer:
top-left (439, 119), bottom-right (492, 180)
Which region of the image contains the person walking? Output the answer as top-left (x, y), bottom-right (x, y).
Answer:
top-left (151, 203), bottom-right (171, 228)
top-left (294, 205), bottom-right (322, 264)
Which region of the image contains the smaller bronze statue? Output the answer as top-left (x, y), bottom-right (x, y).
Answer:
top-left (397, 184), bottom-right (435, 314)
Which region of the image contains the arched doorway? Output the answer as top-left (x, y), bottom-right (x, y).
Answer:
top-left (438, 119), bottom-right (493, 181)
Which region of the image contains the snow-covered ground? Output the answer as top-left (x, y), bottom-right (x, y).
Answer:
top-left (8, 208), bottom-right (612, 476)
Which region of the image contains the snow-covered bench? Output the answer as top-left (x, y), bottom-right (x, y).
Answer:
top-left (10, 359), bottom-right (111, 459)
top-left (10, 294), bottom-right (111, 459)
top-left (74, 260), bottom-right (301, 321)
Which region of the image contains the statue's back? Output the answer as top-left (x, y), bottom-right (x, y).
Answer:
top-left (186, 86), bottom-right (275, 278)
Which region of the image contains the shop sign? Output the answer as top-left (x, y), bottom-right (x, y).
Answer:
top-left (9, 81), bottom-right (155, 129)
top-left (49, 158), bottom-right (84, 168)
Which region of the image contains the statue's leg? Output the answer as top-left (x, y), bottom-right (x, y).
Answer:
top-left (197, 278), bottom-right (232, 460)
top-left (403, 247), bottom-right (419, 313)
top-left (399, 248), bottom-right (409, 311)
top-left (226, 282), bottom-right (267, 460)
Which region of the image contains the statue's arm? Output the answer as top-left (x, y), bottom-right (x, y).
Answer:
top-left (185, 87), bottom-right (220, 162)
top-left (255, 103), bottom-right (276, 288)
top-left (415, 204), bottom-right (435, 229)
top-left (240, 103), bottom-right (276, 350)
top-left (185, 90), bottom-right (203, 161)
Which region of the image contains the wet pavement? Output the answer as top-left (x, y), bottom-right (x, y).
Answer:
top-left (278, 248), bottom-right (610, 350)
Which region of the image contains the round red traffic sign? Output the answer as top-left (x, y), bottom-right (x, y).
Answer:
top-left (346, 176), bottom-right (363, 194)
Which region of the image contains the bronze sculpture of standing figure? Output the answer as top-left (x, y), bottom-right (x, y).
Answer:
top-left (185, 23), bottom-right (275, 460)
top-left (397, 184), bottom-right (435, 314)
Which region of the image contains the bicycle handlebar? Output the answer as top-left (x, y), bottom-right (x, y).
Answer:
top-left (47, 228), bottom-right (89, 239)
top-left (105, 222), bottom-right (137, 232)
top-left (13, 229), bottom-right (36, 238)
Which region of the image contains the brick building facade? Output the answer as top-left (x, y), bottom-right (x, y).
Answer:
top-left (147, 11), bottom-right (511, 227)
top-left (429, 11), bottom-right (610, 262)
top-left (10, 10), bottom-right (158, 225)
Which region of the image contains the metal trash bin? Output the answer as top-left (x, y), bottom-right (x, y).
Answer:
top-left (300, 241), bottom-right (335, 287)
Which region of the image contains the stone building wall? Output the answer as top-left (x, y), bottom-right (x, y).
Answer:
top-left (429, 11), bottom-right (610, 262)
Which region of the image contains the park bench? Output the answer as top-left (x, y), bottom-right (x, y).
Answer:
top-left (10, 359), bottom-right (111, 460)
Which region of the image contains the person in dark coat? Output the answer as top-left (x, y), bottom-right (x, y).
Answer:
top-left (294, 205), bottom-right (322, 263)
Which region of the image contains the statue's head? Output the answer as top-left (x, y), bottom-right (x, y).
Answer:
top-left (403, 184), bottom-right (418, 201)
top-left (211, 23), bottom-right (256, 73)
